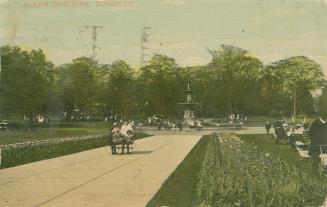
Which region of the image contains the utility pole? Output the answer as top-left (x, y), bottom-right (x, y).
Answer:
top-left (78, 25), bottom-right (103, 59)
top-left (293, 81), bottom-right (296, 118)
top-left (140, 26), bottom-right (151, 67)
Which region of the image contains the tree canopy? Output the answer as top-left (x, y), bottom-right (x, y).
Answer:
top-left (208, 45), bottom-right (264, 114)
top-left (0, 46), bottom-right (53, 119)
top-left (1, 45), bottom-right (326, 121)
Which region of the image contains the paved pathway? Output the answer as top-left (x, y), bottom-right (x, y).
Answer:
top-left (0, 135), bottom-right (201, 207)
top-left (141, 126), bottom-right (266, 136)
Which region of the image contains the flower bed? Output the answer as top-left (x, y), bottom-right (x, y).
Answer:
top-left (0, 134), bottom-right (108, 168)
top-left (196, 132), bottom-right (327, 207)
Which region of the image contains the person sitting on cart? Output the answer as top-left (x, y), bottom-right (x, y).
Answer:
top-left (120, 121), bottom-right (133, 154)
top-left (110, 123), bottom-right (120, 155)
top-left (120, 121), bottom-right (128, 137)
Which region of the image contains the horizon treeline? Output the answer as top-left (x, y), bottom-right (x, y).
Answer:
top-left (0, 44), bottom-right (326, 121)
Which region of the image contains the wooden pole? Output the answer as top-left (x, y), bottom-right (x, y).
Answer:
top-left (293, 81), bottom-right (296, 118)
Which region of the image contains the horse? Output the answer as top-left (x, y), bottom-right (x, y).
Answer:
top-left (112, 130), bottom-right (135, 154)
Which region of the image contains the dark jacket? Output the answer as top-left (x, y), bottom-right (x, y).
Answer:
top-left (275, 127), bottom-right (285, 140)
top-left (108, 126), bottom-right (115, 145)
top-left (309, 119), bottom-right (327, 146)
top-left (265, 123), bottom-right (271, 130)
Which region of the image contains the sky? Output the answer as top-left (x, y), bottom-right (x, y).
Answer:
top-left (1, 0), bottom-right (327, 73)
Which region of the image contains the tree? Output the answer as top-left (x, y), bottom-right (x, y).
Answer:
top-left (264, 56), bottom-right (325, 116)
top-left (94, 64), bottom-right (111, 116)
top-left (138, 55), bottom-right (181, 117)
top-left (56, 57), bottom-right (98, 119)
top-left (208, 45), bottom-right (264, 114)
top-left (0, 45), bottom-right (54, 119)
top-left (103, 60), bottom-right (136, 117)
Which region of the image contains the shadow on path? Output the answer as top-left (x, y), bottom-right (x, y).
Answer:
top-left (113, 151), bottom-right (153, 155)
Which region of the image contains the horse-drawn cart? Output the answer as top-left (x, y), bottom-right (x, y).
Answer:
top-left (112, 130), bottom-right (135, 154)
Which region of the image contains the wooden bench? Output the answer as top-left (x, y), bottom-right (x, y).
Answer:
top-left (318, 145), bottom-right (327, 167)
top-left (0, 120), bottom-right (8, 130)
top-left (216, 123), bottom-right (243, 131)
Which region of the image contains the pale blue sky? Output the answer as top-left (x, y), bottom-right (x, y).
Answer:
top-left (1, 0), bottom-right (327, 72)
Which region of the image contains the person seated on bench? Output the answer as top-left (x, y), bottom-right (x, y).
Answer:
top-left (309, 115), bottom-right (327, 157)
top-left (294, 124), bottom-right (305, 135)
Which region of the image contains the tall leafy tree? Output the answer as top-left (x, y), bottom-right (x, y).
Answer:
top-left (208, 45), bottom-right (264, 114)
top-left (56, 57), bottom-right (97, 119)
top-left (95, 64), bottom-right (111, 116)
top-left (139, 55), bottom-right (181, 117)
top-left (263, 56), bottom-right (325, 116)
top-left (104, 60), bottom-right (136, 117)
top-left (0, 45), bottom-right (54, 119)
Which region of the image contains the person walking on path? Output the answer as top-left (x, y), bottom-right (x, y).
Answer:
top-left (177, 122), bottom-right (183, 132)
top-left (265, 121), bottom-right (271, 134)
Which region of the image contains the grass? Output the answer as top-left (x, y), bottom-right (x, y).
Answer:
top-left (0, 121), bottom-right (109, 145)
top-left (239, 134), bottom-right (319, 174)
top-left (146, 135), bottom-right (210, 207)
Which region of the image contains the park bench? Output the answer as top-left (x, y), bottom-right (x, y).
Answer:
top-left (295, 142), bottom-right (327, 173)
top-left (216, 123), bottom-right (243, 131)
top-left (292, 130), bottom-right (309, 138)
top-left (318, 145), bottom-right (327, 167)
top-left (290, 131), bottom-right (310, 145)
top-left (0, 120), bottom-right (8, 130)
top-left (294, 141), bottom-right (310, 157)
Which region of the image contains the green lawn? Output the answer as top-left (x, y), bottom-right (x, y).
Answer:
top-left (0, 121), bottom-right (109, 145)
top-left (146, 135), bottom-right (209, 207)
top-left (239, 134), bottom-right (319, 174)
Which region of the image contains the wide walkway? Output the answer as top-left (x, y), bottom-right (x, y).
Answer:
top-left (0, 135), bottom-right (201, 207)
